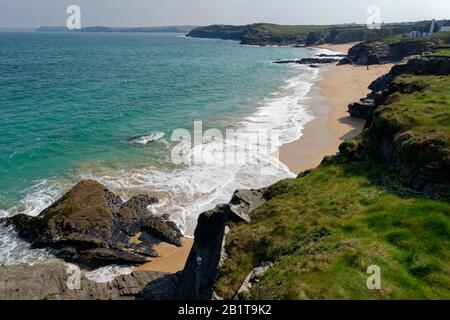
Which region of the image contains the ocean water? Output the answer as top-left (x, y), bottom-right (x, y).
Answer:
top-left (0, 32), bottom-right (326, 274)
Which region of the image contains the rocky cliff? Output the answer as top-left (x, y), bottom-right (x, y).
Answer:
top-left (346, 40), bottom-right (437, 65)
top-left (343, 56), bottom-right (450, 191)
top-left (187, 23), bottom-right (416, 47)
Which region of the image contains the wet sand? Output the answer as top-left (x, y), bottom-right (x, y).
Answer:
top-left (137, 237), bottom-right (194, 273)
top-left (280, 43), bottom-right (394, 174)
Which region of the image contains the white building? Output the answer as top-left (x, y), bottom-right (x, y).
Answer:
top-left (410, 20), bottom-right (438, 38)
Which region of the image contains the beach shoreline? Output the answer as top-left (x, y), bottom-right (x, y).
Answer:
top-left (280, 43), bottom-right (394, 175)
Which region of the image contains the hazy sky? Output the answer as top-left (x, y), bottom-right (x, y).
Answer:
top-left (1, 0), bottom-right (449, 28)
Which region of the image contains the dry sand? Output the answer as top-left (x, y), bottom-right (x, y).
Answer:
top-left (137, 237), bottom-right (194, 273)
top-left (280, 44), bottom-right (394, 175)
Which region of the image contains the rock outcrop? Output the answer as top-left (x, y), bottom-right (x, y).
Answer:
top-left (273, 58), bottom-right (340, 65)
top-left (3, 180), bottom-right (182, 268)
top-left (0, 259), bottom-right (178, 300)
top-left (348, 98), bottom-right (377, 120)
top-left (347, 40), bottom-right (435, 65)
top-left (233, 262), bottom-right (273, 300)
top-left (176, 189), bottom-right (267, 300)
top-left (344, 56), bottom-right (450, 191)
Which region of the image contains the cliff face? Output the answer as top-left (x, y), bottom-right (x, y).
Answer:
top-left (187, 23), bottom-right (415, 47)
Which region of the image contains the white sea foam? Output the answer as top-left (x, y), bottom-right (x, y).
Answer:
top-left (84, 265), bottom-right (133, 283)
top-left (0, 57), bottom-right (321, 282)
top-left (127, 131), bottom-right (165, 145)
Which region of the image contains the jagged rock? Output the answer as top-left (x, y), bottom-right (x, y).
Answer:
top-left (143, 214), bottom-right (183, 247)
top-left (233, 262), bottom-right (273, 300)
top-left (228, 189), bottom-right (266, 223)
top-left (176, 188), bottom-right (267, 300)
top-left (0, 259), bottom-right (177, 300)
top-left (3, 180), bottom-right (182, 268)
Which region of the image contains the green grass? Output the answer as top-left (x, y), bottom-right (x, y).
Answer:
top-left (216, 162), bottom-right (450, 299)
top-left (215, 75), bottom-right (450, 300)
top-left (364, 75), bottom-right (450, 181)
top-left (432, 48), bottom-right (450, 57)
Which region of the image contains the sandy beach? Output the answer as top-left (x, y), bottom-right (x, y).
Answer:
top-left (137, 237), bottom-right (194, 273)
top-left (280, 43), bottom-right (394, 175)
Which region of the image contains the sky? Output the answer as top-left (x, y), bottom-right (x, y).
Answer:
top-left (0, 0), bottom-right (449, 28)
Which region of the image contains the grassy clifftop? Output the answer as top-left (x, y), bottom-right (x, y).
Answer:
top-left (215, 75), bottom-right (450, 300)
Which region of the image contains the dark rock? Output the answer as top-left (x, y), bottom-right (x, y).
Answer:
top-left (347, 40), bottom-right (435, 65)
top-left (273, 57), bottom-right (339, 65)
top-left (228, 189), bottom-right (266, 223)
top-left (316, 53), bottom-right (346, 58)
top-left (348, 99), bottom-right (377, 120)
top-left (0, 259), bottom-right (178, 300)
top-left (337, 57), bottom-right (351, 65)
top-left (176, 205), bottom-right (228, 300)
top-left (176, 188), bottom-right (267, 300)
top-left (143, 214), bottom-right (183, 247)
top-left (4, 180), bottom-right (182, 268)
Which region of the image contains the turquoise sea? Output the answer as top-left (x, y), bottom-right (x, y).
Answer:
top-left (0, 32), bottom-right (325, 271)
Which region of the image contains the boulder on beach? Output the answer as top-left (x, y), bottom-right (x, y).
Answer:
top-left (3, 180), bottom-right (183, 268)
